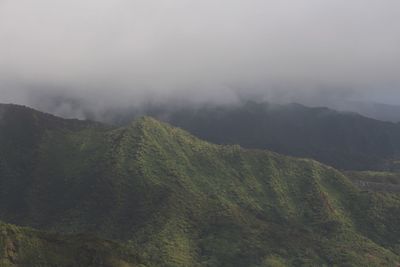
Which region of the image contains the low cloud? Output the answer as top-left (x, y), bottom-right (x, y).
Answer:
top-left (1, 0), bottom-right (399, 114)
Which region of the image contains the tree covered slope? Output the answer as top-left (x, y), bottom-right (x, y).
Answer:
top-left (0, 104), bottom-right (399, 266)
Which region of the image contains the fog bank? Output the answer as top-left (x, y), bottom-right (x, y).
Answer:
top-left (1, 0), bottom-right (399, 116)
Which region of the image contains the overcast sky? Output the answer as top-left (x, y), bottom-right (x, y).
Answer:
top-left (0, 0), bottom-right (399, 111)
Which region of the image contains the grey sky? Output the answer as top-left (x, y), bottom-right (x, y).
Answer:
top-left (0, 0), bottom-right (399, 108)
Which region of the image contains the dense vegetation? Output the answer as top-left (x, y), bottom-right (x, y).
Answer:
top-left (142, 101), bottom-right (400, 171)
top-left (0, 221), bottom-right (139, 267)
top-left (0, 104), bottom-right (400, 266)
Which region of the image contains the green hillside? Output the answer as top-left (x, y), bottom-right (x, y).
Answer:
top-left (346, 171), bottom-right (400, 193)
top-left (0, 104), bottom-right (400, 266)
top-left (145, 101), bottom-right (400, 171)
top-left (0, 221), bottom-right (139, 267)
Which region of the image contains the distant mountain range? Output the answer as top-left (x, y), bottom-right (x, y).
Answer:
top-left (326, 101), bottom-right (400, 123)
top-left (30, 93), bottom-right (400, 123)
top-left (0, 104), bottom-right (399, 266)
top-left (25, 95), bottom-right (400, 170)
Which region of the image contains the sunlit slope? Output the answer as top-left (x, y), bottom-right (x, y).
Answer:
top-left (154, 102), bottom-right (400, 170)
top-left (0, 104), bottom-right (399, 266)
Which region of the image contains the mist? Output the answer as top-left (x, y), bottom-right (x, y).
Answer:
top-left (1, 0), bottom-right (400, 118)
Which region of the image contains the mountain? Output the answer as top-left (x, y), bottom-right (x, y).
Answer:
top-left (25, 99), bottom-right (400, 171)
top-left (0, 104), bottom-right (400, 266)
top-left (346, 171), bottom-right (400, 193)
top-left (328, 101), bottom-right (400, 123)
top-left (144, 102), bottom-right (400, 171)
top-left (0, 221), bottom-right (139, 267)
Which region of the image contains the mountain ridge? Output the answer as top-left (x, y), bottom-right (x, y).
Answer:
top-left (148, 101), bottom-right (400, 170)
top-left (0, 104), bottom-right (399, 266)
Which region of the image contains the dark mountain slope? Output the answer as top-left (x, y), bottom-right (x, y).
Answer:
top-left (0, 104), bottom-right (106, 222)
top-left (0, 104), bottom-right (399, 266)
top-left (150, 102), bottom-right (400, 170)
top-left (329, 101), bottom-right (400, 123)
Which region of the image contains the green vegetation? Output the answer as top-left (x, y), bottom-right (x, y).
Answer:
top-left (0, 104), bottom-right (400, 266)
top-left (146, 101), bottom-right (400, 170)
top-left (346, 171), bottom-right (400, 185)
top-left (346, 171), bottom-right (400, 192)
top-left (0, 221), bottom-right (139, 267)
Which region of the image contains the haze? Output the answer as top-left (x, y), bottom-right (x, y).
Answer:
top-left (0, 0), bottom-right (399, 115)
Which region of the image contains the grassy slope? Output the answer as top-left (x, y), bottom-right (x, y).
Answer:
top-left (346, 171), bottom-right (400, 185)
top-left (346, 171), bottom-right (400, 192)
top-left (0, 221), bottom-right (139, 267)
top-left (0, 104), bottom-right (400, 266)
top-left (151, 101), bottom-right (400, 171)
